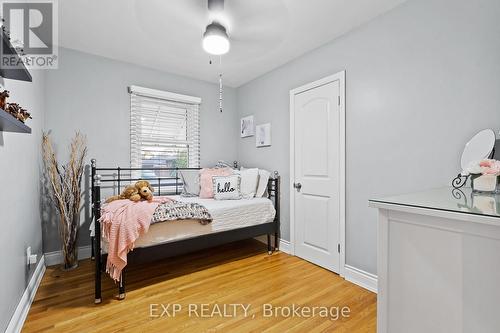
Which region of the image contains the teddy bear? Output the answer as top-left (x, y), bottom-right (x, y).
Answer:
top-left (135, 180), bottom-right (154, 201)
top-left (105, 180), bottom-right (154, 203)
top-left (105, 185), bottom-right (141, 203)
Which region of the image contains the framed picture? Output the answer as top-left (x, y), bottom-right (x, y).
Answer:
top-left (240, 115), bottom-right (254, 138)
top-left (256, 123), bottom-right (271, 147)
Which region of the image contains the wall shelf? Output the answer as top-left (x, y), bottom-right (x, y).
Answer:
top-left (0, 31), bottom-right (32, 82)
top-left (0, 109), bottom-right (31, 133)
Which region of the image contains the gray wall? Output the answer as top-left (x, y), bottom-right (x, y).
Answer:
top-left (44, 48), bottom-right (238, 252)
top-left (42, 0), bottom-right (500, 275)
top-left (0, 71), bottom-right (46, 331)
top-left (236, 0), bottom-right (500, 275)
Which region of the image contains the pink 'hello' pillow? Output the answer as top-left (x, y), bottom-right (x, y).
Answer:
top-left (199, 167), bottom-right (233, 198)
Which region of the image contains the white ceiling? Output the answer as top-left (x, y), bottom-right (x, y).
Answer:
top-left (59, 0), bottom-right (406, 87)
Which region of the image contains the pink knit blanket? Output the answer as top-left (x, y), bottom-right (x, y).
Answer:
top-left (99, 196), bottom-right (173, 281)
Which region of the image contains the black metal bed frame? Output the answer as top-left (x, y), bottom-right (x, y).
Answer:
top-left (90, 159), bottom-right (280, 304)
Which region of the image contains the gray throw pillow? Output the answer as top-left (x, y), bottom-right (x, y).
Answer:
top-left (180, 170), bottom-right (200, 197)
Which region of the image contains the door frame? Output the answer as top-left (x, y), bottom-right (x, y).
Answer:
top-left (289, 71), bottom-right (346, 277)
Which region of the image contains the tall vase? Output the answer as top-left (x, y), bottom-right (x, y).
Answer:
top-left (63, 243), bottom-right (78, 270)
top-left (62, 214), bottom-right (80, 271)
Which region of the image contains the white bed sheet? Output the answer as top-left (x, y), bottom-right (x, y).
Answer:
top-left (93, 196), bottom-right (276, 249)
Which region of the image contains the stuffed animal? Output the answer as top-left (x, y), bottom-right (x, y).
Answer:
top-left (105, 185), bottom-right (141, 203)
top-left (135, 180), bottom-right (154, 201)
top-left (105, 180), bottom-right (154, 203)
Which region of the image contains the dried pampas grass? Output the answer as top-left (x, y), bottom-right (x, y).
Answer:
top-left (42, 132), bottom-right (87, 270)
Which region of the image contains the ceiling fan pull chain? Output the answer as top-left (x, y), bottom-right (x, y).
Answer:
top-left (219, 73), bottom-right (223, 112)
top-left (219, 55), bottom-right (223, 112)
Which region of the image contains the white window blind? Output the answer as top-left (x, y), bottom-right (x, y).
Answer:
top-left (130, 87), bottom-right (201, 179)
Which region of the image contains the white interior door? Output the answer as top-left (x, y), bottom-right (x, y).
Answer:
top-left (291, 75), bottom-right (343, 273)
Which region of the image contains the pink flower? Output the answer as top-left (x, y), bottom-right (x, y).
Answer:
top-left (480, 159), bottom-right (500, 175)
top-left (480, 159), bottom-right (494, 168)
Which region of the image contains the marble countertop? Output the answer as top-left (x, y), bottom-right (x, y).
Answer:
top-left (369, 187), bottom-right (500, 219)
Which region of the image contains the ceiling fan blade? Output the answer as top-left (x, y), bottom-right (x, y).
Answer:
top-left (225, 0), bottom-right (289, 42)
top-left (164, 0), bottom-right (209, 28)
top-left (230, 21), bottom-right (288, 46)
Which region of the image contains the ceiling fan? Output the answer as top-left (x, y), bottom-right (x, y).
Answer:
top-left (180, 0), bottom-right (287, 111)
top-left (202, 0), bottom-right (230, 55)
top-left (173, 0), bottom-right (288, 57)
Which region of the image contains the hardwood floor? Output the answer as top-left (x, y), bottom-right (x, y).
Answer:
top-left (23, 240), bottom-right (376, 332)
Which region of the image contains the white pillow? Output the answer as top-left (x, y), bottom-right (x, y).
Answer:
top-left (256, 169), bottom-right (271, 198)
top-left (212, 175), bottom-right (242, 200)
top-left (234, 168), bottom-right (259, 199)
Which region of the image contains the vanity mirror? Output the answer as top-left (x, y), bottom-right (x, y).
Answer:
top-left (452, 129), bottom-right (496, 189)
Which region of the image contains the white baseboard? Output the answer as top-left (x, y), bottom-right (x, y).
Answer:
top-left (257, 238), bottom-right (376, 293)
top-left (278, 239), bottom-right (292, 254)
top-left (6, 255), bottom-right (46, 333)
top-left (44, 245), bottom-right (92, 267)
top-left (344, 264), bottom-right (378, 293)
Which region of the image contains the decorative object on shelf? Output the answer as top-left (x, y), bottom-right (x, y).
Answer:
top-left (240, 115), bottom-right (254, 137)
top-left (452, 129), bottom-right (496, 189)
top-left (18, 109), bottom-right (31, 122)
top-left (3, 102), bottom-right (32, 123)
top-left (256, 123), bottom-right (271, 147)
top-left (0, 107), bottom-right (31, 133)
top-left (5, 102), bottom-right (20, 117)
top-left (0, 90), bottom-right (9, 109)
top-left (42, 132), bottom-right (87, 270)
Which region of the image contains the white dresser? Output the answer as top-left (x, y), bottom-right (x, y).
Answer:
top-left (370, 187), bottom-right (500, 333)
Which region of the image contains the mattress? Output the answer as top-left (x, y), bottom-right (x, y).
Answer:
top-left (96, 196), bottom-right (276, 249)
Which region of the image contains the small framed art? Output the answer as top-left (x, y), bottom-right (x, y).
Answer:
top-left (240, 115), bottom-right (254, 138)
top-left (256, 123), bottom-right (271, 147)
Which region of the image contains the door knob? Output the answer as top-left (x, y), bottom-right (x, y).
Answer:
top-left (293, 182), bottom-right (302, 192)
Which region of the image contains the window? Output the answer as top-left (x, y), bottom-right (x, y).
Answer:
top-left (129, 86), bottom-right (200, 182)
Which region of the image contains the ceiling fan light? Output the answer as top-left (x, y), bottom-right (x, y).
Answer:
top-left (203, 22), bottom-right (230, 55)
